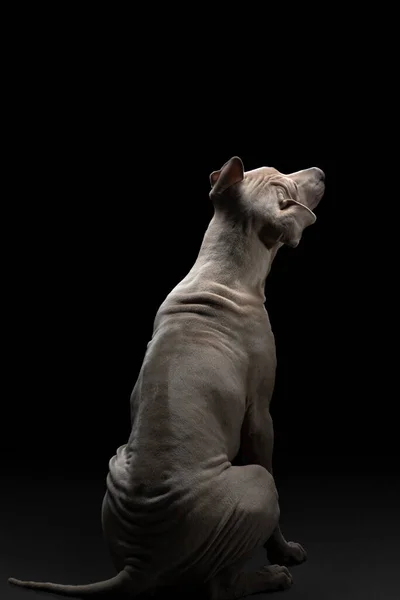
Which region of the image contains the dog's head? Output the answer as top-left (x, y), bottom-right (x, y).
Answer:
top-left (209, 157), bottom-right (325, 248)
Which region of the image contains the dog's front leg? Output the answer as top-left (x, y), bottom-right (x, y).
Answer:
top-left (240, 404), bottom-right (307, 566)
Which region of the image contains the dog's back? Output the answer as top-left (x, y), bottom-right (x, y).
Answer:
top-left (103, 288), bottom-right (252, 588)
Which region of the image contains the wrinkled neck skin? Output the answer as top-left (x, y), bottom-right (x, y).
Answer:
top-left (185, 210), bottom-right (281, 304)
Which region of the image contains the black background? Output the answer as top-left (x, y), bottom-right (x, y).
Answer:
top-left (6, 156), bottom-right (341, 470)
top-left (2, 15), bottom-right (398, 600)
top-left (5, 153), bottom-right (387, 473)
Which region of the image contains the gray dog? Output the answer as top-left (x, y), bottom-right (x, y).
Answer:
top-left (9, 157), bottom-right (325, 598)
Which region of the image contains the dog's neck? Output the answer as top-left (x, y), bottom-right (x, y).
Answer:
top-left (188, 212), bottom-right (280, 303)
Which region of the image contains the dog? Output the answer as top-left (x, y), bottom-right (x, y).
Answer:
top-left (9, 157), bottom-right (325, 598)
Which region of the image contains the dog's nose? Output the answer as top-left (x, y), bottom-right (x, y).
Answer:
top-left (312, 167), bottom-right (325, 181)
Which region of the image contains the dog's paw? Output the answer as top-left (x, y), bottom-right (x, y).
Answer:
top-left (267, 541), bottom-right (307, 566)
top-left (260, 564), bottom-right (294, 590)
top-left (285, 541), bottom-right (307, 565)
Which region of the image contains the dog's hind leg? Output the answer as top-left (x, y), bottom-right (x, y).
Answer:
top-left (205, 465), bottom-right (293, 599)
top-left (208, 552), bottom-right (293, 599)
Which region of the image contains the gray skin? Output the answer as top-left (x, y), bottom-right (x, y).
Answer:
top-left (8, 157), bottom-right (325, 598)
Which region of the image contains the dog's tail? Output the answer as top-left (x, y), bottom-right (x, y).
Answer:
top-left (8, 567), bottom-right (137, 597)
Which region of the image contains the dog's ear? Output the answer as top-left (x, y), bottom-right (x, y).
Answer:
top-left (209, 156), bottom-right (244, 195)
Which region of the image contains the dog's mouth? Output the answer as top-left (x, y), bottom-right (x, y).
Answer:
top-left (301, 184), bottom-right (325, 214)
top-left (310, 181), bottom-right (326, 209)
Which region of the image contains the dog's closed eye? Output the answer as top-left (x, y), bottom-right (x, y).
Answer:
top-left (277, 187), bottom-right (293, 208)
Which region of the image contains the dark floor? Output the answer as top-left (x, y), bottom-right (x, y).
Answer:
top-left (1, 458), bottom-right (399, 600)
